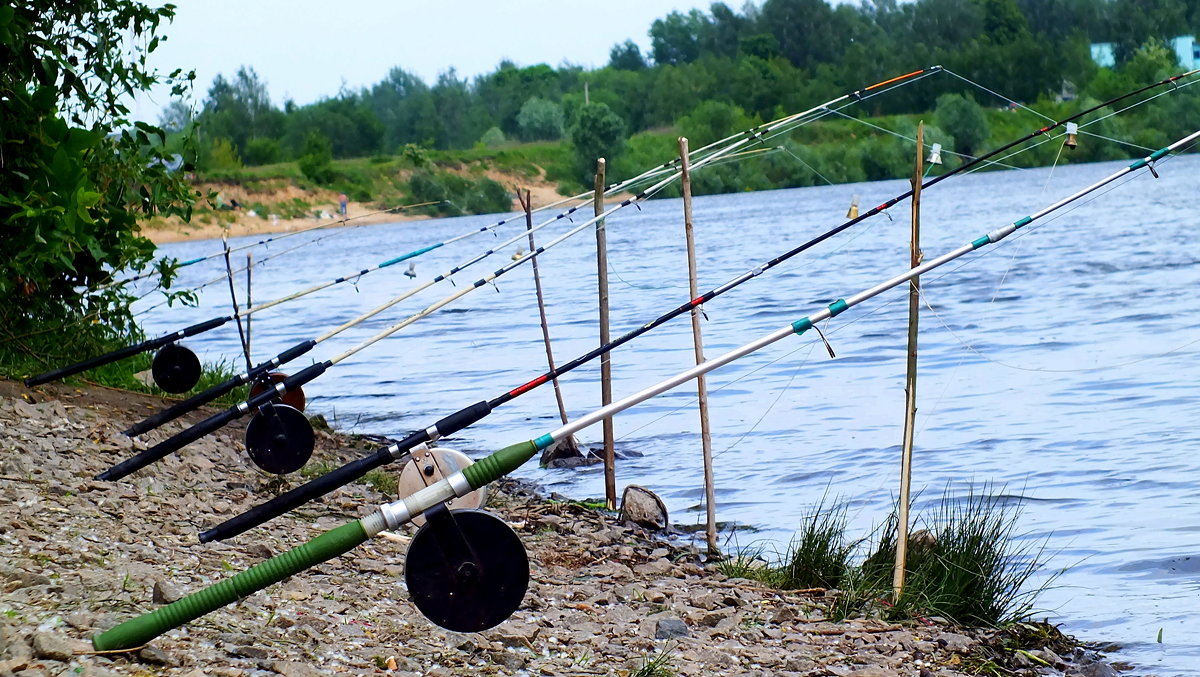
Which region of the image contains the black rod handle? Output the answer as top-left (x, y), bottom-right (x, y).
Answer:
top-left (123, 341), bottom-right (316, 437)
top-left (98, 405), bottom-right (242, 481)
top-left (123, 375), bottom-right (246, 437)
top-left (199, 400), bottom-right (492, 542)
top-left (24, 316), bottom-right (229, 386)
top-left (99, 362), bottom-right (328, 481)
top-left (199, 446), bottom-right (404, 542)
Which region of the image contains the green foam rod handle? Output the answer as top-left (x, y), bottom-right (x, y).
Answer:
top-left (462, 440), bottom-right (538, 490)
top-left (93, 520), bottom-right (368, 651)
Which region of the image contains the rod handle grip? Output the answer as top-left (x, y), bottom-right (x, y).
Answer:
top-left (92, 521), bottom-right (368, 651)
top-left (124, 375), bottom-right (245, 437)
top-left (199, 446), bottom-right (401, 543)
top-left (463, 440), bottom-right (538, 490)
top-left (99, 405), bottom-right (241, 480)
top-left (434, 400), bottom-right (491, 436)
top-left (24, 316), bottom-right (229, 386)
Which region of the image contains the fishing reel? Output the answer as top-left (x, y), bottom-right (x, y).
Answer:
top-left (248, 372), bottom-right (307, 412)
top-left (399, 449), bottom-right (524, 632)
top-left (151, 343), bottom-right (201, 394)
top-left (245, 403), bottom-right (313, 475)
top-left (397, 448), bottom-right (489, 523)
top-left (405, 505), bottom-right (528, 632)
top-left (244, 372), bottom-right (313, 474)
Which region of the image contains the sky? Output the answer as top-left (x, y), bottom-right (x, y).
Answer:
top-left (129, 0), bottom-right (724, 122)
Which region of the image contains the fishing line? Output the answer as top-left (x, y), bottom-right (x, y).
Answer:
top-left (964, 75), bottom-right (1200, 176)
top-left (913, 156), bottom-right (1198, 375)
top-left (941, 69), bottom-right (1056, 123)
top-left (775, 145), bottom-right (837, 186)
top-left (94, 200), bottom-right (441, 292)
top-left (823, 107), bottom-right (1026, 172)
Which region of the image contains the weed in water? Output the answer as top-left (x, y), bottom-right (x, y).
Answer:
top-left (838, 483), bottom-right (1057, 627)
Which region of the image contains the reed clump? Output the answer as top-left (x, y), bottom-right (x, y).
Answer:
top-left (722, 485), bottom-right (1054, 628)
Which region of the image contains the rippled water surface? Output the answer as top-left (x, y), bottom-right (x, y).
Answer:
top-left (140, 155), bottom-right (1200, 675)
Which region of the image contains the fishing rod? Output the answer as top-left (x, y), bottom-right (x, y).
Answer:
top-left (114, 68), bottom-right (943, 440)
top-left (92, 130), bottom-right (1198, 650)
top-left (200, 68), bottom-right (1199, 542)
top-left (99, 68), bottom-right (943, 482)
top-left (94, 201), bottom-right (442, 294)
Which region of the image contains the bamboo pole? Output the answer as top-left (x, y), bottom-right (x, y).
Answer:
top-left (222, 233), bottom-right (251, 371)
top-left (245, 252), bottom-right (252, 362)
top-left (893, 122), bottom-right (924, 599)
top-left (680, 137), bottom-right (719, 556)
top-left (519, 189), bottom-right (579, 456)
top-left (595, 158), bottom-right (617, 510)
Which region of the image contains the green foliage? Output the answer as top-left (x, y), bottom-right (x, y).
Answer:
top-left (516, 97), bottom-right (565, 141)
top-left (722, 487), bottom-right (1054, 629)
top-left (408, 171), bottom-right (511, 216)
top-left (679, 100), bottom-right (760, 148)
top-left (480, 126), bottom-right (507, 147)
top-left (203, 137), bottom-right (243, 171)
top-left (608, 40), bottom-right (648, 71)
top-left (243, 137), bottom-right (284, 166)
top-left (935, 93), bottom-right (991, 156)
top-left (835, 486), bottom-right (1056, 627)
top-left (298, 130), bottom-right (335, 184)
top-left (0, 0), bottom-right (196, 350)
top-left (570, 102), bottom-right (626, 183)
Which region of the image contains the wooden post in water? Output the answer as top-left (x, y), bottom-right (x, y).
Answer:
top-left (680, 137), bottom-right (719, 556)
top-left (519, 188), bottom-right (579, 455)
top-left (595, 158), bottom-right (617, 510)
top-left (893, 122), bottom-right (924, 600)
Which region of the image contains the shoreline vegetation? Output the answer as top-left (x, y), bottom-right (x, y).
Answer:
top-left (0, 378), bottom-right (1125, 676)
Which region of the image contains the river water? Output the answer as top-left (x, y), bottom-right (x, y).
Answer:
top-left (138, 153), bottom-right (1200, 675)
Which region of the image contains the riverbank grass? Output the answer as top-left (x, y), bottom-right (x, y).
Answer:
top-left (722, 486), bottom-right (1054, 628)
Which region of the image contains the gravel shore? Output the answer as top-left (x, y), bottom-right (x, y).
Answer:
top-left (0, 380), bottom-right (1122, 676)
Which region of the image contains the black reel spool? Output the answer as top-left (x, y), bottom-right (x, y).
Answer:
top-left (405, 506), bottom-right (529, 633)
top-left (244, 402), bottom-right (314, 474)
top-left (151, 343), bottom-right (201, 394)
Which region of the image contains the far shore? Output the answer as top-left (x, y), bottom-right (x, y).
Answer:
top-left (142, 181), bottom-right (572, 245)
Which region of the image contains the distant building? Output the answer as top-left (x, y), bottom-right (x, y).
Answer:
top-left (1091, 35), bottom-right (1198, 68)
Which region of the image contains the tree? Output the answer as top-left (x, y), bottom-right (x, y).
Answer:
top-left (0, 1), bottom-right (196, 345)
top-left (569, 103), bottom-right (626, 183)
top-left (199, 66), bottom-right (284, 157)
top-left (516, 97), bottom-right (565, 141)
top-left (608, 40), bottom-right (647, 70)
top-left (935, 93), bottom-right (991, 157)
top-left (298, 130), bottom-right (334, 183)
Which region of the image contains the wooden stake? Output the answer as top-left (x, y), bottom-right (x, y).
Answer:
top-left (245, 252), bottom-right (252, 362)
top-left (893, 122), bottom-right (924, 600)
top-left (222, 232), bottom-right (251, 372)
top-left (595, 158), bottom-right (617, 510)
top-left (519, 189), bottom-right (579, 455)
top-left (680, 137), bottom-right (719, 556)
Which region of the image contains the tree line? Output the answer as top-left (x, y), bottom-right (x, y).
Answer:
top-left (170, 0), bottom-right (1200, 184)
